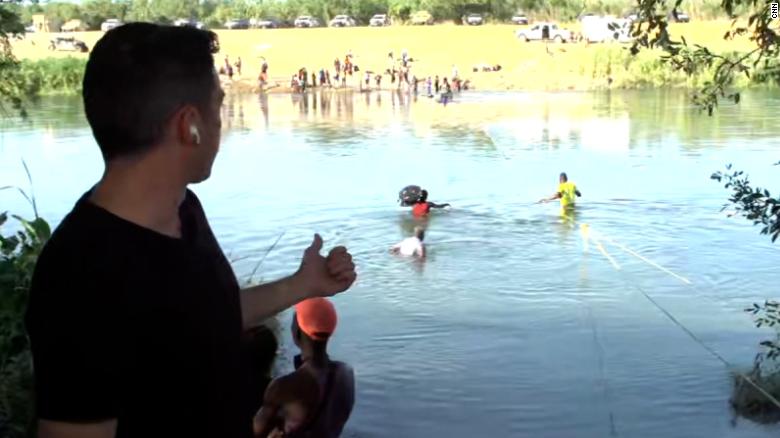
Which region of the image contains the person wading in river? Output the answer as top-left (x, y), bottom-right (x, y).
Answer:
top-left (390, 226), bottom-right (426, 258)
top-left (539, 172), bottom-right (582, 209)
top-left (412, 190), bottom-right (451, 217)
top-left (25, 23), bottom-right (357, 438)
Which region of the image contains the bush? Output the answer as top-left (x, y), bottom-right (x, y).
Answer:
top-left (0, 209), bottom-right (51, 438)
top-left (17, 58), bottom-right (87, 96)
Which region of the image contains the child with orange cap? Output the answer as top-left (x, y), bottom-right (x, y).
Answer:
top-left (254, 298), bottom-right (355, 438)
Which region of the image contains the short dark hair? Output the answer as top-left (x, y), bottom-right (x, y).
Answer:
top-left (560, 172), bottom-right (568, 182)
top-left (243, 325), bottom-right (278, 377)
top-left (83, 22), bottom-right (220, 161)
top-left (420, 189), bottom-right (428, 202)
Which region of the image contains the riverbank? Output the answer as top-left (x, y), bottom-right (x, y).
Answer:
top-left (9, 21), bottom-right (769, 95)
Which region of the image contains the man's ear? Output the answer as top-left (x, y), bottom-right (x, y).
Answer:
top-left (173, 106), bottom-right (201, 147)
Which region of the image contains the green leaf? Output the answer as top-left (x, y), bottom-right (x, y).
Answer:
top-left (29, 218), bottom-right (51, 241)
top-left (10, 215), bottom-right (36, 238)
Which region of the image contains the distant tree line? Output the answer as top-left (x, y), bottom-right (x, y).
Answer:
top-left (5, 0), bottom-right (728, 30)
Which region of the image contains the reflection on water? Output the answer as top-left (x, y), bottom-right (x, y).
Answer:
top-left (2, 90), bottom-right (780, 438)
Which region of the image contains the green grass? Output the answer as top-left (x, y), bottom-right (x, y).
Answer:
top-left (17, 58), bottom-right (86, 96)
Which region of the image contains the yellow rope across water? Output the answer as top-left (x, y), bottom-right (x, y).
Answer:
top-left (580, 223), bottom-right (780, 412)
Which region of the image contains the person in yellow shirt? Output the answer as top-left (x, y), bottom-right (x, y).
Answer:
top-left (539, 172), bottom-right (582, 208)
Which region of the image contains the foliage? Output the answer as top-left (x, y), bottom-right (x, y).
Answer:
top-left (0, 6), bottom-right (29, 118)
top-left (711, 163), bottom-right (780, 243)
top-left (712, 163), bottom-right (780, 420)
top-left (0, 170), bottom-right (51, 437)
top-left (81, 0), bottom-right (130, 31)
top-left (18, 58), bottom-right (87, 96)
top-left (731, 300), bottom-right (780, 424)
top-left (745, 301), bottom-right (780, 367)
top-left (630, 0), bottom-right (780, 113)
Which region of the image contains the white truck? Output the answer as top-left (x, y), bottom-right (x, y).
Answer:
top-left (369, 14), bottom-right (390, 26)
top-left (294, 16), bottom-right (321, 28)
top-left (329, 15), bottom-right (356, 27)
top-left (100, 19), bottom-right (123, 32)
top-left (515, 22), bottom-right (571, 42)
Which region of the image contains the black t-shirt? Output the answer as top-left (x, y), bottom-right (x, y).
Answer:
top-left (25, 189), bottom-right (253, 438)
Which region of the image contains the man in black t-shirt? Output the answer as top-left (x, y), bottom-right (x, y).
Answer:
top-left (25, 23), bottom-right (357, 438)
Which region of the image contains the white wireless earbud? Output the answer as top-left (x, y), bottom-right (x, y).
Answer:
top-left (189, 125), bottom-right (201, 144)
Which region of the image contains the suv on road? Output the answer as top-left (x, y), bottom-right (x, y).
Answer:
top-left (294, 16), bottom-right (321, 27)
top-left (369, 14), bottom-right (390, 26)
top-left (100, 19), bottom-right (122, 32)
top-left (410, 10), bottom-right (434, 25)
top-left (465, 13), bottom-right (484, 25)
top-left (329, 15), bottom-right (356, 27)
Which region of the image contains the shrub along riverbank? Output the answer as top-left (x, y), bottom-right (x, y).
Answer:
top-left (16, 58), bottom-right (86, 96)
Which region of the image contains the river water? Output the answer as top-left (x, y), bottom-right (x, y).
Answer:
top-left (1, 90), bottom-right (779, 437)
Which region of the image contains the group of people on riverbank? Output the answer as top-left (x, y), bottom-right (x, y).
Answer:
top-left (219, 54), bottom-right (243, 79)
top-left (277, 48), bottom-right (472, 100)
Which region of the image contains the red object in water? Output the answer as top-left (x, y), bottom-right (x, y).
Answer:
top-left (412, 202), bottom-right (431, 217)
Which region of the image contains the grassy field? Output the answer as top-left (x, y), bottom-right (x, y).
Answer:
top-left (11, 21), bottom-right (757, 93)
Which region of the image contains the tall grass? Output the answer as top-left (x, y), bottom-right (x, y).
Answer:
top-left (579, 45), bottom-right (774, 90)
top-left (0, 177), bottom-right (49, 437)
top-left (17, 58), bottom-right (86, 96)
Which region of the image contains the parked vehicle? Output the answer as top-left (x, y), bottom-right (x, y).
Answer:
top-left (578, 12), bottom-right (597, 21)
top-left (511, 13), bottom-right (529, 25)
top-left (174, 18), bottom-right (205, 29)
top-left (669, 11), bottom-right (691, 22)
top-left (254, 18), bottom-right (283, 28)
top-left (465, 13), bottom-right (484, 25)
top-left (410, 10), bottom-right (434, 25)
top-left (581, 16), bottom-right (632, 43)
top-left (25, 25), bottom-right (36, 33)
top-left (49, 36), bottom-right (89, 52)
top-left (61, 19), bottom-right (86, 32)
top-left (515, 22), bottom-right (572, 42)
top-left (329, 15), bottom-right (356, 27)
top-left (294, 16), bottom-right (321, 27)
top-left (224, 18), bottom-right (250, 29)
top-left (369, 14), bottom-right (391, 26)
top-left (100, 19), bottom-right (122, 32)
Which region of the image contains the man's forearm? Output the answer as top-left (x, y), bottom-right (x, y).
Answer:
top-left (240, 274), bottom-right (308, 328)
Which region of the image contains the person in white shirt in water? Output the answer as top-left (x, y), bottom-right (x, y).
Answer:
top-left (390, 226), bottom-right (426, 258)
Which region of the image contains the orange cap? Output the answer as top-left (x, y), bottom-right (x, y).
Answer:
top-left (295, 298), bottom-right (338, 341)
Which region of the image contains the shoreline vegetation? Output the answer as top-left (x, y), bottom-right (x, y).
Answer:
top-left (9, 22), bottom-right (779, 97)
